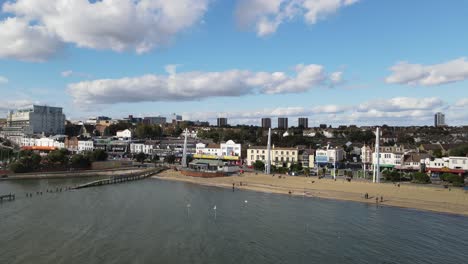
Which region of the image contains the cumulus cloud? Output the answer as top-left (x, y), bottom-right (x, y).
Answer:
top-left (0, 0), bottom-right (209, 61)
top-left (385, 57), bottom-right (468, 86)
top-left (0, 17), bottom-right (63, 62)
top-left (235, 0), bottom-right (359, 36)
top-left (0, 76), bottom-right (9, 84)
top-left (68, 64), bottom-right (342, 105)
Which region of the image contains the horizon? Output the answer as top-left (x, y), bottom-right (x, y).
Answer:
top-left (1, 0), bottom-right (468, 127)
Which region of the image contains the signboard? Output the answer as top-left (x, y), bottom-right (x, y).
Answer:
top-left (316, 155), bottom-right (329, 164)
top-left (194, 154), bottom-right (239, 161)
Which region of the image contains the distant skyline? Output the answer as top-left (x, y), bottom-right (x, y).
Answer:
top-left (1, 0), bottom-right (468, 126)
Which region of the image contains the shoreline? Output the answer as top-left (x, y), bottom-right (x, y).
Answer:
top-left (153, 170), bottom-right (468, 217)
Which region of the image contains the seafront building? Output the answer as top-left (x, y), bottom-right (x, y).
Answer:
top-left (247, 146), bottom-right (298, 168)
top-left (2, 105), bottom-right (65, 137)
top-left (195, 140), bottom-right (241, 158)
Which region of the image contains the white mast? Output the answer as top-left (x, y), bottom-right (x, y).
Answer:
top-left (181, 128), bottom-right (188, 168)
top-left (333, 147), bottom-right (337, 180)
top-left (266, 128), bottom-right (271, 174)
top-left (373, 127), bottom-right (380, 183)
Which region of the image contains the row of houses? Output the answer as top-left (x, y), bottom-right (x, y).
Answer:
top-left (246, 144), bottom-right (468, 176)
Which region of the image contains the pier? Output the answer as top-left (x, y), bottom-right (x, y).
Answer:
top-left (0, 194), bottom-right (15, 202)
top-left (73, 168), bottom-right (167, 190)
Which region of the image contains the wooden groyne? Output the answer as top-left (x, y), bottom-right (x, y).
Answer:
top-left (0, 194), bottom-right (15, 202)
top-left (73, 168), bottom-right (167, 190)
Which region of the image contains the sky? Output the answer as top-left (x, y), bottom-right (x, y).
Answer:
top-left (0, 0), bottom-right (467, 127)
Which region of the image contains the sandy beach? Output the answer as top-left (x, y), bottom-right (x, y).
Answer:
top-left (153, 170), bottom-right (468, 216)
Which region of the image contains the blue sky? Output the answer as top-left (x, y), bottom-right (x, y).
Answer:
top-left (0, 0), bottom-right (467, 126)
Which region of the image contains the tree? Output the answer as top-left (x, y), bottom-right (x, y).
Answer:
top-left (135, 152), bottom-right (146, 163)
top-left (47, 148), bottom-right (70, 166)
top-left (449, 145), bottom-right (468, 157)
top-left (411, 172), bottom-right (431, 184)
top-left (70, 154), bottom-right (91, 169)
top-left (383, 170), bottom-right (401, 182)
top-left (152, 154), bottom-right (160, 163)
top-left (289, 162), bottom-right (303, 173)
top-left (9, 161), bottom-right (28, 173)
top-left (86, 149), bottom-right (108, 162)
top-left (165, 154), bottom-right (176, 164)
top-left (433, 149), bottom-right (443, 158)
top-left (440, 173), bottom-right (464, 187)
top-left (253, 160), bottom-right (265, 171)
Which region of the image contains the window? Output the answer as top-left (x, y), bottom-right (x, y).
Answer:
top-left (286, 157), bottom-right (289, 162)
top-left (286, 151), bottom-right (289, 155)
top-left (281, 151), bottom-right (284, 155)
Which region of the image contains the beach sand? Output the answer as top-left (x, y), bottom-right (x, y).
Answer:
top-left (153, 170), bottom-right (468, 216)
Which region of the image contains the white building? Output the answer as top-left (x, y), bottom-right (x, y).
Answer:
top-left (247, 146), bottom-right (298, 168)
top-left (220, 140), bottom-right (241, 157)
top-left (78, 141), bottom-right (94, 152)
top-left (372, 152), bottom-right (402, 169)
top-left (195, 140), bottom-right (242, 158)
top-left (422, 157), bottom-right (468, 171)
top-left (116, 129), bottom-right (132, 139)
top-left (196, 143), bottom-right (221, 156)
top-left (3, 105), bottom-right (65, 137)
top-left (360, 145), bottom-right (373, 163)
top-left (315, 148), bottom-right (345, 165)
top-left (130, 143), bottom-right (154, 155)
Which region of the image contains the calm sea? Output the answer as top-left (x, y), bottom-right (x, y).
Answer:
top-left (1, 178), bottom-right (467, 264)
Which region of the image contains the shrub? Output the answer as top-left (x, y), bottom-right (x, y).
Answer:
top-left (411, 172), bottom-right (431, 184)
top-left (70, 154), bottom-right (91, 169)
top-left (440, 173), bottom-right (464, 187)
top-left (253, 160), bottom-right (265, 171)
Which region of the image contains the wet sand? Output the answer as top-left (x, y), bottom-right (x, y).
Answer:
top-left (153, 170), bottom-right (468, 216)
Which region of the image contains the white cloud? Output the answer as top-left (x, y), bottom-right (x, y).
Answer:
top-left (0, 99), bottom-right (33, 112)
top-left (235, 0), bottom-right (359, 36)
top-left (357, 97), bottom-right (444, 112)
top-left (385, 57), bottom-right (468, 86)
top-left (61, 70), bottom-right (73, 77)
top-left (68, 64), bottom-right (342, 105)
top-left (61, 70), bottom-right (92, 78)
top-left (180, 97), bottom-right (452, 126)
top-left (0, 76), bottom-right (9, 84)
top-left (0, 0), bottom-right (209, 61)
top-left (0, 17), bottom-right (63, 62)
top-left (455, 98), bottom-right (468, 107)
